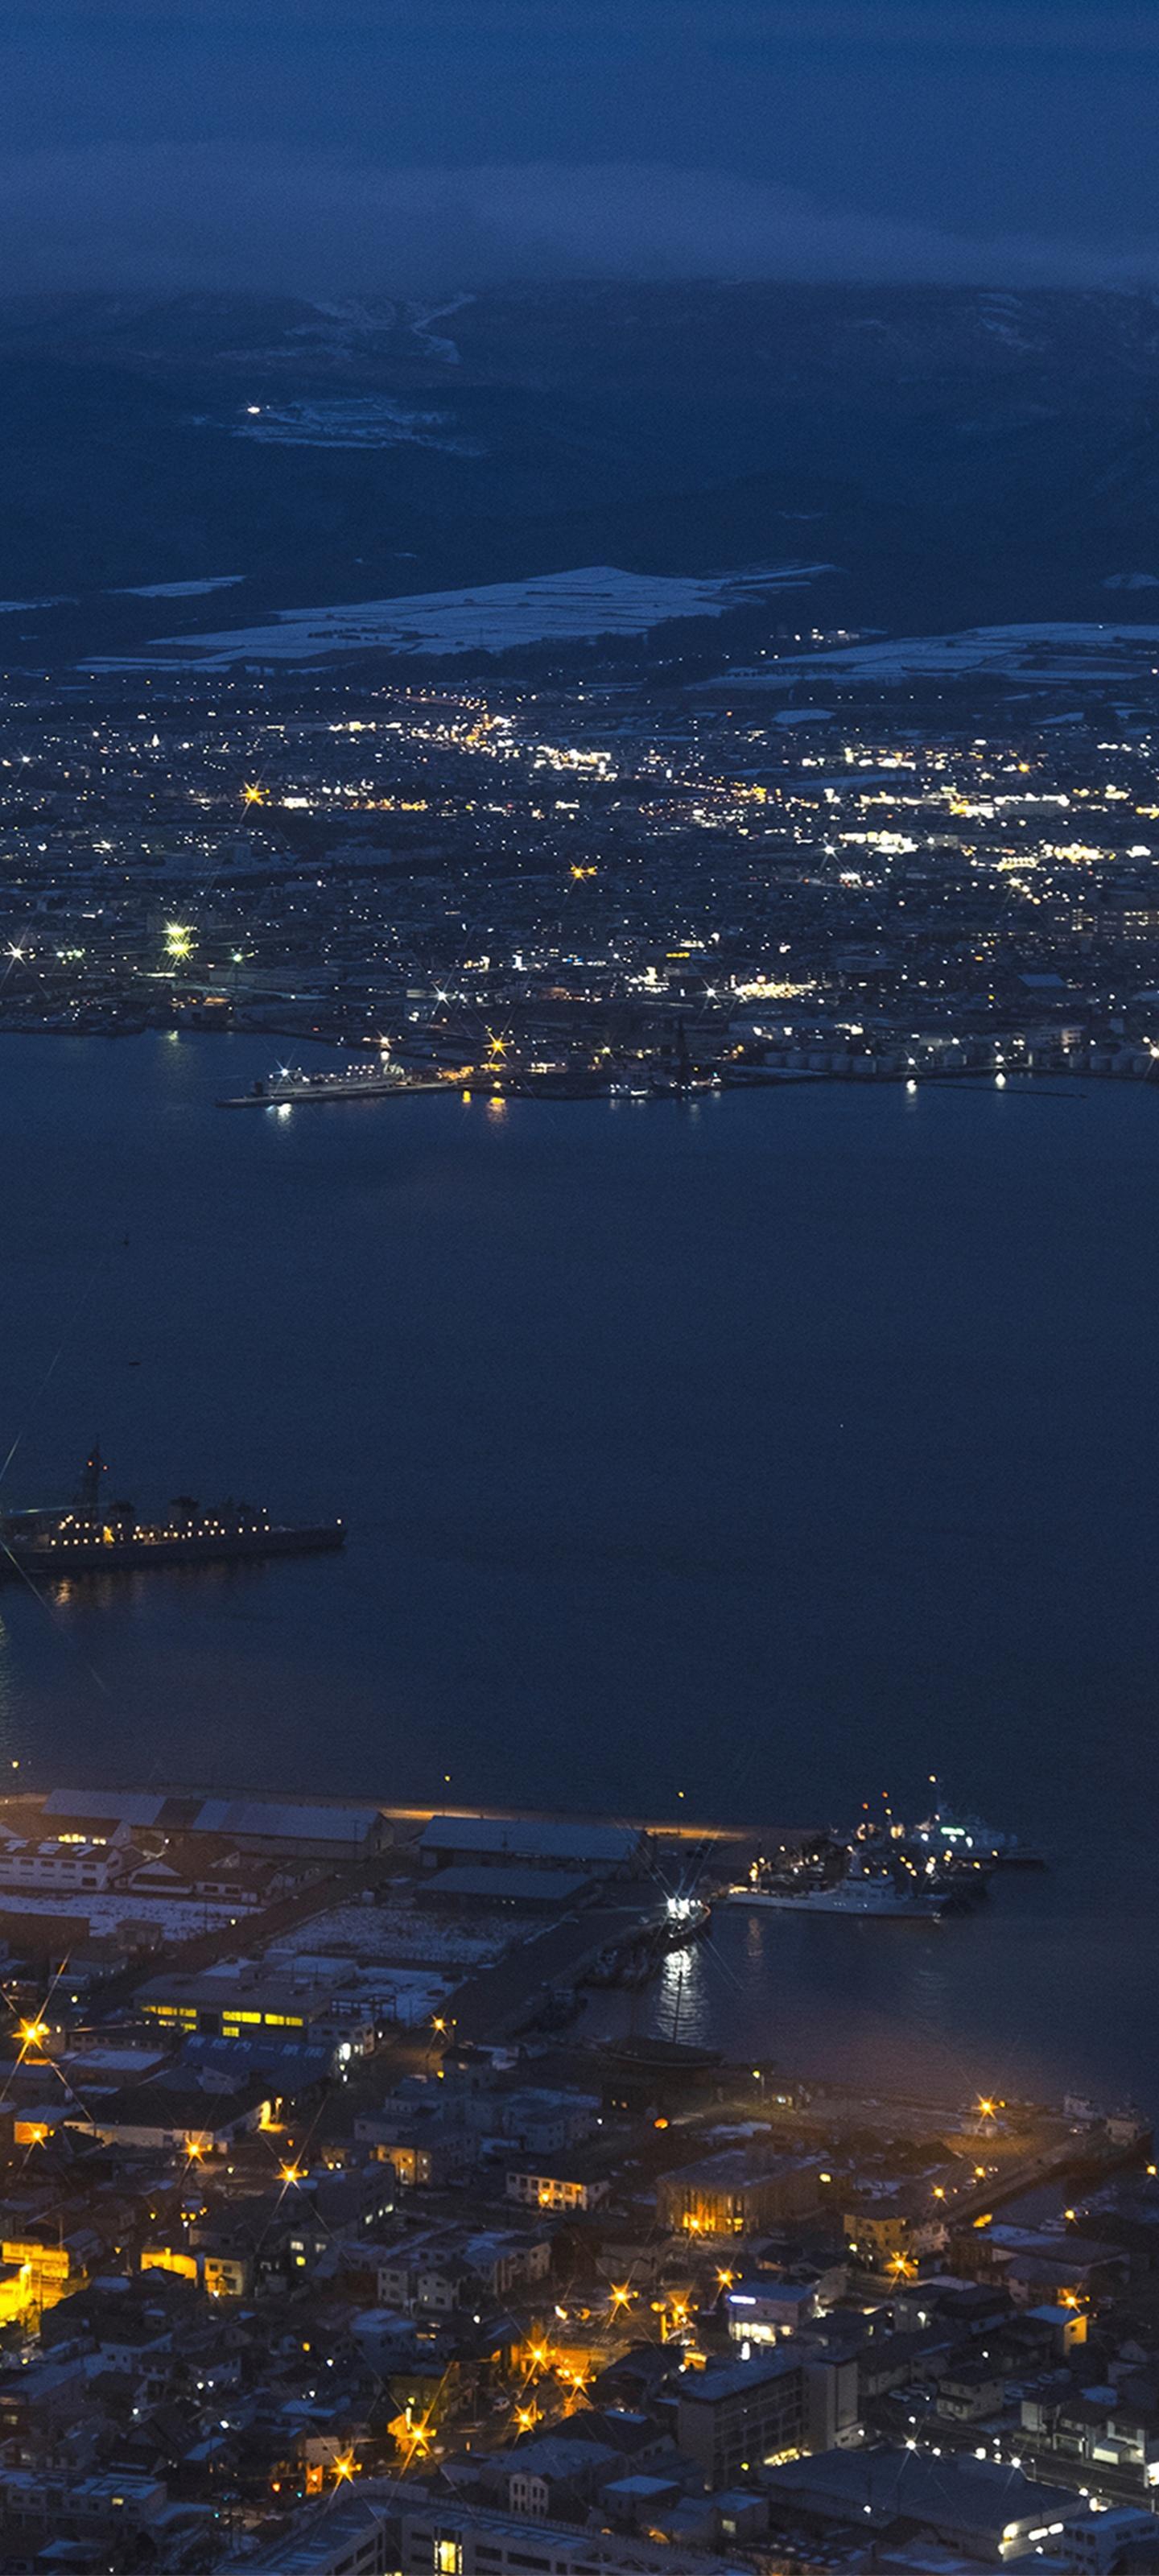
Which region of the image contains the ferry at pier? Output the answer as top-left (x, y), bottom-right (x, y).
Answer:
top-left (217, 1058), bottom-right (446, 1108)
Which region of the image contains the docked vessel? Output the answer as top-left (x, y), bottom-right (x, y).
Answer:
top-left (0, 1446), bottom-right (344, 1579)
top-left (217, 1057), bottom-right (444, 1108)
top-left (908, 1780), bottom-right (1046, 1869)
top-left (725, 1865), bottom-right (945, 1922)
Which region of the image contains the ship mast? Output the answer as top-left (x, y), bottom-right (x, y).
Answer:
top-left (76, 1440), bottom-right (104, 1519)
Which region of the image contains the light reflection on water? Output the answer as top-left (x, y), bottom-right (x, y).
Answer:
top-left (650, 1942), bottom-right (713, 2049)
top-left (583, 1885), bottom-right (1153, 2112)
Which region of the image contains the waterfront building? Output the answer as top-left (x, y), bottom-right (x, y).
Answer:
top-left (418, 1817), bottom-right (644, 1874)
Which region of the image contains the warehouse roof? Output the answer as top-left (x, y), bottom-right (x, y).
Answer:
top-left (42, 1788), bottom-right (167, 1828)
top-left (193, 1798), bottom-right (382, 1843)
top-left (419, 1814), bottom-right (640, 1864)
top-left (765, 2447), bottom-right (1080, 2541)
top-left (422, 1866), bottom-right (590, 1904)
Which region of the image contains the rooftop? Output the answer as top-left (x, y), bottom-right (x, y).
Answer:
top-left (419, 1814), bottom-right (641, 1864)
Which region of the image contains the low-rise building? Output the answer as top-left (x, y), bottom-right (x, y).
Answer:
top-left (765, 2446), bottom-right (1087, 2563)
top-left (254, 2483), bottom-right (753, 2576)
top-left (419, 1816), bottom-right (643, 1874)
top-left (505, 2152), bottom-right (612, 2213)
top-left (657, 2149), bottom-right (823, 2237)
top-left (0, 1835), bottom-right (126, 1891)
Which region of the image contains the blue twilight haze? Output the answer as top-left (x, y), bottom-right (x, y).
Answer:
top-left (0, 0), bottom-right (1156, 291)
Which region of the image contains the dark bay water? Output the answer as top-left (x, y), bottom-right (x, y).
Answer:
top-left (1, 1034), bottom-right (1157, 2103)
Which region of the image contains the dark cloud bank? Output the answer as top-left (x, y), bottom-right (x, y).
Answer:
top-left (0, 150), bottom-right (1157, 298)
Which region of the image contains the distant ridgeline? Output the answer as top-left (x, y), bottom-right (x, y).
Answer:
top-left (2, 283), bottom-right (1159, 659)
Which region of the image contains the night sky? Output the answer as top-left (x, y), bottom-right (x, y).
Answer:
top-left (0, 0), bottom-right (1153, 291)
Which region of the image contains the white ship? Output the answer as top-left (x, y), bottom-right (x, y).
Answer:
top-left (218, 1057), bottom-right (445, 1108)
top-left (910, 1780), bottom-right (1045, 1868)
top-left (725, 1867), bottom-right (943, 1921)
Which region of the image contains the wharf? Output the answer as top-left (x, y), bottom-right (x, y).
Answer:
top-left (447, 1893), bottom-right (666, 2045)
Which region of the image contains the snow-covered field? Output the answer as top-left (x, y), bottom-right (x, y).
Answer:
top-left (0, 1889), bottom-right (242, 1939)
top-left (713, 622), bottom-right (1159, 688)
top-left (86, 562), bottom-right (830, 671)
top-left (264, 1901), bottom-right (510, 1969)
top-left (113, 576), bottom-right (245, 599)
top-left (231, 399), bottom-right (475, 452)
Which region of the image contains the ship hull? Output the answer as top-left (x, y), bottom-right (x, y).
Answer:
top-left (725, 1887), bottom-right (943, 1921)
top-left (2, 1525), bottom-right (344, 1578)
top-left (217, 1078), bottom-right (445, 1107)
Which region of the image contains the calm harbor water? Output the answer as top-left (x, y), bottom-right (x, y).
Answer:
top-left (1, 1034), bottom-right (1157, 2104)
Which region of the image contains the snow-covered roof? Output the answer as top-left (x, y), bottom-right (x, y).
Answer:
top-left (42, 1789), bottom-right (167, 1827)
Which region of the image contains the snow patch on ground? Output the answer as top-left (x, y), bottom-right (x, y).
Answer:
top-left (114, 576), bottom-right (246, 598)
top-left (232, 399), bottom-right (478, 452)
top-left (410, 295), bottom-right (474, 364)
top-left (264, 1901), bottom-right (509, 1968)
top-left (0, 1890), bottom-right (241, 1938)
top-left (707, 623), bottom-right (1159, 687)
top-left (86, 562), bottom-right (831, 671)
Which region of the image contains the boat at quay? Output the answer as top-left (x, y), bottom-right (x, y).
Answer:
top-left (218, 1063), bottom-right (447, 1107)
top-left (906, 1779), bottom-right (1047, 1869)
top-left (0, 1445), bottom-right (344, 1580)
top-left (724, 1866), bottom-right (947, 1921)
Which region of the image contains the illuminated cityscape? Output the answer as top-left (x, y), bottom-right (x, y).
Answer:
top-left (0, 0), bottom-right (1157, 2567)
top-left (0, 1789), bottom-right (1150, 2574)
top-left (3, 656), bottom-right (1159, 1099)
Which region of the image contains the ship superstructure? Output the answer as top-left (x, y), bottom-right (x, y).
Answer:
top-left (0, 1444), bottom-right (344, 1579)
